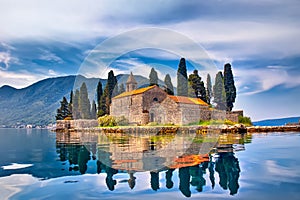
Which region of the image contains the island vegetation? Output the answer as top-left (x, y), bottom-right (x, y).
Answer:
top-left (56, 57), bottom-right (251, 127)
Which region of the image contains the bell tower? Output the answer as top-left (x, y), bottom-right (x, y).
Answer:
top-left (126, 72), bottom-right (137, 92)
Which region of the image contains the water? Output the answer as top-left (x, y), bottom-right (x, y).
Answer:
top-left (0, 128), bottom-right (300, 200)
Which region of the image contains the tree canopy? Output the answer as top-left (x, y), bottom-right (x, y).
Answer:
top-left (188, 70), bottom-right (207, 102)
top-left (213, 71), bottom-right (226, 110)
top-left (224, 63), bottom-right (236, 111)
top-left (149, 67), bottom-right (158, 86)
top-left (164, 74), bottom-right (174, 95)
top-left (177, 58), bottom-right (188, 96)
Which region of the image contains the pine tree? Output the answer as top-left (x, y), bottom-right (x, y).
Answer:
top-left (149, 67), bottom-right (158, 86)
top-left (188, 70), bottom-right (207, 102)
top-left (164, 74), bottom-right (174, 95)
top-left (73, 89), bottom-right (80, 119)
top-left (177, 58), bottom-right (188, 96)
top-left (56, 97), bottom-right (70, 120)
top-left (223, 63), bottom-right (236, 111)
top-left (213, 72), bottom-right (226, 110)
top-left (79, 82), bottom-right (91, 119)
top-left (206, 74), bottom-right (212, 105)
top-left (91, 100), bottom-right (97, 119)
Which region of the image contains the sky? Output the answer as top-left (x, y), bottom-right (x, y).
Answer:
top-left (0, 0), bottom-right (300, 121)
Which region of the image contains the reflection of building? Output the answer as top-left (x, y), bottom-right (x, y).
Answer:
top-left (97, 132), bottom-right (217, 172)
top-left (111, 73), bottom-right (210, 125)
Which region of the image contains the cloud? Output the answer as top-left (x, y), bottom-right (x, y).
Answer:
top-left (0, 68), bottom-right (64, 89)
top-left (38, 49), bottom-right (64, 64)
top-left (0, 52), bottom-right (11, 70)
top-left (235, 66), bottom-right (300, 95)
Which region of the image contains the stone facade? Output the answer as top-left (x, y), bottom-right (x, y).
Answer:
top-left (111, 85), bottom-right (212, 125)
top-left (110, 73), bottom-right (240, 125)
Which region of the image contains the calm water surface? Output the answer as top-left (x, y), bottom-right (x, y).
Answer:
top-left (0, 128), bottom-right (300, 200)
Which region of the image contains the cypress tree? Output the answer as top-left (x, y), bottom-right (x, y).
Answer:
top-left (164, 74), bottom-right (174, 95)
top-left (68, 90), bottom-right (73, 119)
top-left (91, 100), bottom-right (97, 119)
top-left (177, 58), bottom-right (188, 96)
top-left (79, 82), bottom-right (91, 119)
top-left (206, 74), bottom-right (212, 105)
top-left (107, 70), bottom-right (118, 99)
top-left (224, 63), bottom-right (236, 111)
top-left (73, 89), bottom-right (80, 119)
top-left (213, 72), bottom-right (226, 110)
top-left (102, 70), bottom-right (118, 115)
top-left (96, 80), bottom-right (103, 113)
top-left (149, 67), bottom-right (158, 86)
top-left (188, 70), bottom-right (207, 102)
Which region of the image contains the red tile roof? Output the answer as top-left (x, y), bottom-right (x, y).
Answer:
top-left (113, 85), bottom-right (156, 99)
top-left (168, 95), bottom-right (208, 106)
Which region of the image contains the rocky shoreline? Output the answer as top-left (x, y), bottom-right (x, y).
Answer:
top-left (55, 124), bottom-right (300, 134)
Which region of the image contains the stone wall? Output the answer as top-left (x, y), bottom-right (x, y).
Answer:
top-left (110, 96), bottom-right (131, 119)
top-left (56, 119), bottom-right (98, 130)
top-left (160, 96), bottom-right (182, 125)
top-left (180, 103), bottom-right (202, 125)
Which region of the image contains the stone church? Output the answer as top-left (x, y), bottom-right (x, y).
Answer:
top-left (110, 72), bottom-right (211, 125)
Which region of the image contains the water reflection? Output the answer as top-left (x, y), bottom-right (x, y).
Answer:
top-left (55, 129), bottom-right (251, 197)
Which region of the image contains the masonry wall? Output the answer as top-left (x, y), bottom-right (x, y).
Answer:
top-left (110, 96), bottom-right (131, 119)
top-left (129, 94), bottom-right (144, 124)
top-left (56, 120), bottom-right (98, 130)
top-left (160, 97), bottom-right (182, 125)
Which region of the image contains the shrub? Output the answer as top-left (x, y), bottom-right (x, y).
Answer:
top-left (238, 116), bottom-right (252, 126)
top-left (98, 115), bottom-right (129, 127)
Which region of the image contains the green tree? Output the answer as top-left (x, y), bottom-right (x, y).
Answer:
top-left (91, 100), bottom-right (97, 119)
top-left (102, 70), bottom-right (118, 115)
top-left (164, 74), bottom-right (174, 95)
top-left (68, 90), bottom-right (73, 119)
top-left (56, 97), bottom-right (70, 120)
top-left (149, 67), bottom-right (158, 86)
top-left (224, 63), bottom-right (236, 111)
top-left (206, 74), bottom-right (212, 105)
top-left (119, 83), bottom-right (125, 94)
top-left (79, 82), bottom-right (91, 119)
top-left (213, 72), bottom-right (226, 110)
top-left (73, 89), bottom-right (81, 119)
top-left (188, 70), bottom-right (207, 102)
top-left (96, 80), bottom-right (103, 117)
top-left (177, 58), bottom-right (188, 96)
top-left (98, 93), bottom-right (108, 117)
top-left (107, 70), bottom-right (118, 98)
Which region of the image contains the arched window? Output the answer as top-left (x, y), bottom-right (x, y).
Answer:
top-left (153, 97), bottom-right (158, 102)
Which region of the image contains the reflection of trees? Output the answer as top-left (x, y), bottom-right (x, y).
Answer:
top-left (78, 146), bottom-right (90, 174)
top-left (215, 152), bottom-right (240, 195)
top-left (165, 169), bottom-right (175, 189)
top-left (105, 166), bottom-right (118, 191)
top-left (56, 144), bottom-right (91, 174)
top-left (190, 164), bottom-right (206, 192)
top-left (150, 171), bottom-right (160, 191)
top-left (128, 172), bottom-right (136, 189)
top-left (179, 167), bottom-right (191, 197)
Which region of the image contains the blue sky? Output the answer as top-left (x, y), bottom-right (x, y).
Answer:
top-left (0, 0), bottom-right (300, 120)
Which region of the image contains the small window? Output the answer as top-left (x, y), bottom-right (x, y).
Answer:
top-left (153, 97), bottom-right (158, 102)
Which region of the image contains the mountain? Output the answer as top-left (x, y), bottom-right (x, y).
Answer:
top-left (253, 116), bottom-right (300, 126)
top-left (0, 74), bottom-right (165, 127)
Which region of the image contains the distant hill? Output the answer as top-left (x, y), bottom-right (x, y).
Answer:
top-left (253, 116), bottom-right (300, 126)
top-left (0, 74), bottom-right (165, 127)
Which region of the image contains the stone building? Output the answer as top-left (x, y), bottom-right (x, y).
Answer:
top-left (110, 73), bottom-right (211, 125)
